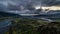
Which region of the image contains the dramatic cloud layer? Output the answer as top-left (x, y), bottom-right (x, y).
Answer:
top-left (0, 0), bottom-right (60, 14)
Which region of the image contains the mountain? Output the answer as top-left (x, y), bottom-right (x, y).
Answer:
top-left (0, 11), bottom-right (21, 17)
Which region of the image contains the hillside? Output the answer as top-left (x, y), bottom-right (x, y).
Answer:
top-left (0, 11), bottom-right (21, 17)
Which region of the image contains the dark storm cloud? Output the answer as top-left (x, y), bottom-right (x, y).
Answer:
top-left (0, 0), bottom-right (60, 13)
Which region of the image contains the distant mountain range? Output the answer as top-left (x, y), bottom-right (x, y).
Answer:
top-left (0, 10), bottom-right (60, 20)
top-left (0, 11), bottom-right (21, 17)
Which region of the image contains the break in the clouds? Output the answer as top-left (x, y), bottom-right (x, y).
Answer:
top-left (0, 0), bottom-right (60, 14)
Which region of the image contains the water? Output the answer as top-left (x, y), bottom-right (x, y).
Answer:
top-left (0, 19), bottom-right (12, 34)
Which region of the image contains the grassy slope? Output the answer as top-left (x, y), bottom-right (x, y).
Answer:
top-left (0, 17), bottom-right (60, 34)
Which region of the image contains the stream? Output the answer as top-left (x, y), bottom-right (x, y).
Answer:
top-left (0, 19), bottom-right (12, 34)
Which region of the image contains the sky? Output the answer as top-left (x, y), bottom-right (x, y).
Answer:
top-left (0, 0), bottom-right (60, 14)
